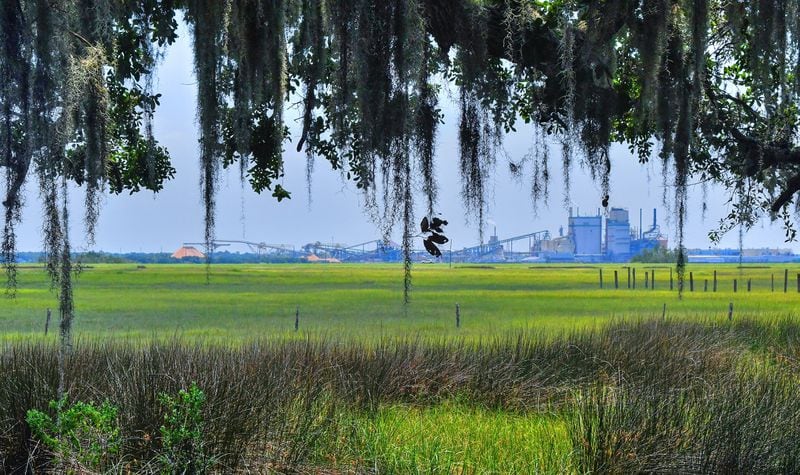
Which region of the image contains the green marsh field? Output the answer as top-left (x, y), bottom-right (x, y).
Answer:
top-left (3, 263), bottom-right (800, 473)
top-left (2, 262), bottom-right (799, 340)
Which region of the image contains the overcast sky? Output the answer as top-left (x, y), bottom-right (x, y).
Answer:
top-left (10, 21), bottom-right (798, 254)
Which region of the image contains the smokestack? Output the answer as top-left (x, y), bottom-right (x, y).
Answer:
top-left (653, 208), bottom-right (657, 229)
top-left (639, 209), bottom-right (643, 240)
top-left (569, 207), bottom-right (573, 217)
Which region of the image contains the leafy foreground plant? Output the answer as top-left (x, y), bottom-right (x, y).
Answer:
top-left (157, 383), bottom-right (215, 474)
top-left (26, 397), bottom-right (120, 472)
top-left (26, 385), bottom-right (218, 474)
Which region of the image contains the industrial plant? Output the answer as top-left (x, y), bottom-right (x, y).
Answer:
top-left (449, 207), bottom-right (667, 263)
top-left (175, 207), bottom-right (675, 264)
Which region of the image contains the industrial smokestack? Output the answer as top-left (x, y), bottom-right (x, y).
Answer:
top-left (653, 208), bottom-right (657, 229)
top-left (639, 209), bottom-right (643, 240)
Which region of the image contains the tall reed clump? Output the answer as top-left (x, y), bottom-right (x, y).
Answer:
top-left (1, 318), bottom-right (800, 472)
top-left (569, 320), bottom-right (800, 473)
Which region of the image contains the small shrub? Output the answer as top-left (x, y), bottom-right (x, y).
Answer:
top-left (158, 383), bottom-right (214, 474)
top-left (26, 396), bottom-right (120, 471)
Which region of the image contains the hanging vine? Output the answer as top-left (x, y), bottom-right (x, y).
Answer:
top-left (414, 39), bottom-right (439, 218)
top-left (559, 6), bottom-right (575, 208)
top-left (1, 0), bottom-right (30, 295)
top-left (186, 0), bottom-right (227, 273)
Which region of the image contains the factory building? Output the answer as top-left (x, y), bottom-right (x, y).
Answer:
top-left (545, 207), bottom-right (665, 262)
top-left (568, 213), bottom-right (602, 255)
top-left (605, 208), bottom-right (632, 258)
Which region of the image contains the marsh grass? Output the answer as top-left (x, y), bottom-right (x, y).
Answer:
top-left (2, 318), bottom-right (800, 472)
top-left (2, 263), bottom-right (799, 341)
top-left (330, 403), bottom-right (572, 473)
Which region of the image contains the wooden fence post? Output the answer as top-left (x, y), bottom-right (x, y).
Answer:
top-left (704, 279), bottom-right (708, 292)
top-left (652, 270), bottom-right (655, 290)
top-left (669, 267), bottom-right (674, 291)
top-left (733, 279), bottom-right (738, 293)
top-left (662, 303), bottom-right (666, 320)
top-left (713, 270), bottom-right (717, 292)
top-left (627, 267), bottom-right (631, 289)
top-left (645, 271), bottom-right (649, 289)
top-left (747, 279), bottom-right (752, 292)
top-left (689, 272), bottom-right (694, 292)
top-left (599, 269), bottom-right (604, 289)
top-left (785, 269), bottom-right (789, 293)
top-left (728, 302), bottom-right (733, 321)
top-left (614, 270), bottom-right (619, 289)
top-left (633, 268), bottom-right (637, 289)
top-left (772, 273), bottom-right (775, 292)
top-left (45, 309), bottom-right (51, 335)
top-left (456, 303), bottom-right (461, 328)
top-left (295, 307), bottom-right (299, 332)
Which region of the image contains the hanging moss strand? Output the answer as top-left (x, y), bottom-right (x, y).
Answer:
top-left (0, 0), bottom-right (31, 294)
top-left (187, 0), bottom-right (227, 276)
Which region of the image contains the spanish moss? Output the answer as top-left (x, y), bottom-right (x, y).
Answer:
top-left (459, 89), bottom-right (496, 243)
top-left (186, 0), bottom-right (227, 275)
top-left (531, 126), bottom-right (550, 214)
top-left (402, 150), bottom-right (413, 305)
top-left (414, 39), bottom-right (438, 217)
top-left (0, 0), bottom-right (30, 294)
top-left (559, 9), bottom-right (575, 208)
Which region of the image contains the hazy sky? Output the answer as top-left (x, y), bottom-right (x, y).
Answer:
top-left (11, 20), bottom-right (798, 254)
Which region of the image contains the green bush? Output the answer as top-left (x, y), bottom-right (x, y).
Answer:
top-left (26, 397), bottom-right (120, 471)
top-left (631, 246), bottom-right (678, 263)
top-left (158, 383), bottom-right (214, 474)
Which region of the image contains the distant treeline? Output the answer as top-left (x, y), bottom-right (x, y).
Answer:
top-left (15, 251), bottom-right (306, 265)
top-left (630, 247), bottom-right (678, 263)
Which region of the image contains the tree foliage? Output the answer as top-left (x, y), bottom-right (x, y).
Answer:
top-left (3, 0), bottom-right (800, 312)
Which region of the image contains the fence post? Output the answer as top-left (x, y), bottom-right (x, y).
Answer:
top-left (633, 268), bottom-right (637, 289)
top-left (627, 267), bottom-right (631, 289)
top-left (652, 270), bottom-right (655, 290)
top-left (45, 308), bottom-right (51, 335)
top-left (669, 267), bottom-right (673, 291)
top-left (295, 307), bottom-right (299, 332)
top-left (645, 271), bottom-right (649, 289)
top-left (704, 279), bottom-right (708, 292)
top-left (797, 274), bottom-right (800, 293)
top-left (662, 303), bottom-right (666, 320)
top-left (614, 270), bottom-right (619, 289)
top-left (713, 270), bottom-right (717, 292)
top-left (772, 273), bottom-right (775, 292)
top-left (456, 303), bottom-right (460, 328)
top-left (733, 279), bottom-right (738, 293)
top-left (599, 269), bottom-right (603, 289)
top-left (785, 269), bottom-right (789, 293)
top-left (689, 272), bottom-right (694, 292)
top-left (747, 279), bottom-right (751, 292)
top-left (728, 302), bottom-right (733, 321)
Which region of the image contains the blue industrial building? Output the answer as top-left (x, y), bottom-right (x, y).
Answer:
top-left (605, 208), bottom-right (632, 258)
top-left (538, 207), bottom-right (665, 262)
top-left (568, 215), bottom-right (603, 255)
